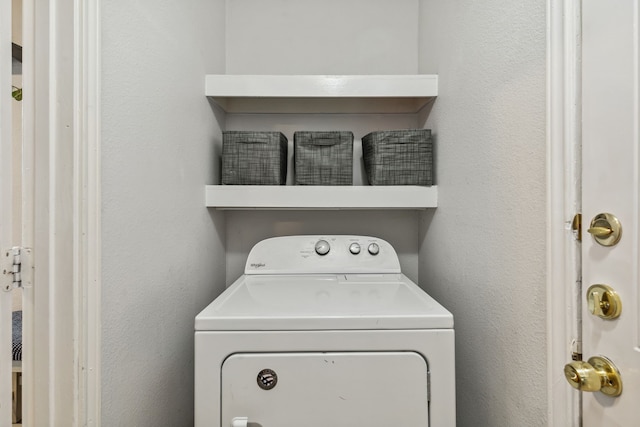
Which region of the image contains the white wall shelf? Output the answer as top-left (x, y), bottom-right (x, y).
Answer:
top-left (205, 74), bottom-right (438, 210)
top-left (205, 185), bottom-right (438, 210)
top-left (205, 74), bottom-right (438, 114)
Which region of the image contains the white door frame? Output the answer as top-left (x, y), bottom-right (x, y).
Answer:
top-left (71, 0), bottom-right (102, 424)
top-left (19, 0), bottom-right (101, 424)
top-left (547, 0), bottom-right (583, 425)
top-left (7, 0), bottom-right (582, 425)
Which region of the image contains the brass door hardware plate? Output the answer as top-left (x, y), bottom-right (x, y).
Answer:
top-left (587, 284), bottom-right (622, 319)
top-left (571, 213), bottom-right (582, 241)
top-left (564, 355), bottom-right (623, 397)
top-left (587, 213), bottom-right (622, 246)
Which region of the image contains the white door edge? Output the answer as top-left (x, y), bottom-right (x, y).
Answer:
top-left (581, 1), bottom-right (640, 423)
top-left (1, 0), bottom-right (15, 423)
top-left (547, 0), bottom-right (582, 425)
top-left (20, 0), bottom-right (35, 422)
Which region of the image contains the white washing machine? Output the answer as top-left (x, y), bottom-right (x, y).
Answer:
top-left (195, 235), bottom-right (455, 427)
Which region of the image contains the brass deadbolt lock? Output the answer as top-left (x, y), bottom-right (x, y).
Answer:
top-left (587, 284), bottom-right (622, 319)
top-left (564, 356), bottom-right (622, 397)
top-left (587, 213), bottom-right (622, 246)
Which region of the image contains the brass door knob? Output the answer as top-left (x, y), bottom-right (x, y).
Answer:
top-left (587, 213), bottom-right (622, 246)
top-left (587, 284), bottom-right (622, 319)
top-left (564, 356), bottom-right (622, 397)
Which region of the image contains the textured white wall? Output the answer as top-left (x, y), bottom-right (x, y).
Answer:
top-left (101, 0), bottom-right (227, 425)
top-left (225, 0), bottom-right (419, 75)
top-left (100, 0), bottom-right (547, 424)
top-left (223, 1), bottom-right (424, 276)
top-left (418, 1), bottom-right (547, 425)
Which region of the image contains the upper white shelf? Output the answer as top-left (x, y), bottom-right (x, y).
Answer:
top-left (205, 74), bottom-right (438, 114)
top-left (205, 185), bottom-right (438, 210)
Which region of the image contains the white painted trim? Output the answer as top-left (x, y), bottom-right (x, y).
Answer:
top-left (74, 0), bottom-right (101, 424)
top-left (635, 0), bottom-right (640, 355)
top-left (18, 0), bottom-right (100, 424)
top-left (547, 0), bottom-right (582, 425)
top-left (47, 0), bottom-right (77, 422)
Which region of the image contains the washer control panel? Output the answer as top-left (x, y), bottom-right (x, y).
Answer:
top-left (245, 235), bottom-right (400, 275)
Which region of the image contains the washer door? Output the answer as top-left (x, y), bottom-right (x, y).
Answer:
top-left (221, 352), bottom-right (429, 427)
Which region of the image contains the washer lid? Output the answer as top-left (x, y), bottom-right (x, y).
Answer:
top-left (195, 274), bottom-right (453, 331)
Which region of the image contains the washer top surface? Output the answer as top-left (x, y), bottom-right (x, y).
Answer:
top-left (196, 273), bottom-right (453, 331)
top-left (195, 235), bottom-right (453, 331)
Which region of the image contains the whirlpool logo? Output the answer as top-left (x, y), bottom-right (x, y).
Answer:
top-left (250, 263), bottom-right (266, 268)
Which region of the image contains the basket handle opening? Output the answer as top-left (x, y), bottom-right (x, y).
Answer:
top-left (309, 138), bottom-right (339, 146)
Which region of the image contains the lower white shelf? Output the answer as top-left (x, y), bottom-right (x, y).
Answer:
top-left (205, 185), bottom-right (438, 210)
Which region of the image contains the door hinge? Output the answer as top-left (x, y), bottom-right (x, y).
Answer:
top-left (2, 247), bottom-right (33, 292)
top-left (571, 213), bottom-right (582, 241)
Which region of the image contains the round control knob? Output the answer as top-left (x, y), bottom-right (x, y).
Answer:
top-left (368, 243), bottom-right (380, 255)
top-left (315, 240), bottom-right (330, 256)
top-left (349, 243), bottom-right (361, 254)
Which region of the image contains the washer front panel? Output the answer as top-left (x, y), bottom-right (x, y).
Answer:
top-left (221, 352), bottom-right (429, 427)
top-left (195, 329), bottom-right (456, 427)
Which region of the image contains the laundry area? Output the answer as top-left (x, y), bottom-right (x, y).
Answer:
top-left (195, 235), bottom-right (456, 426)
top-left (84, 0), bottom-right (545, 425)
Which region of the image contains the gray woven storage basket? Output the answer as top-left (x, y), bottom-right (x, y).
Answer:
top-left (362, 129), bottom-right (433, 185)
top-left (294, 131), bottom-right (354, 185)
top-left (221, 131), bottom-right (288, 185)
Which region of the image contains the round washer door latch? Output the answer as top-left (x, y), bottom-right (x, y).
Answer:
top-left (257, 368), bottom-right (278, 390)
